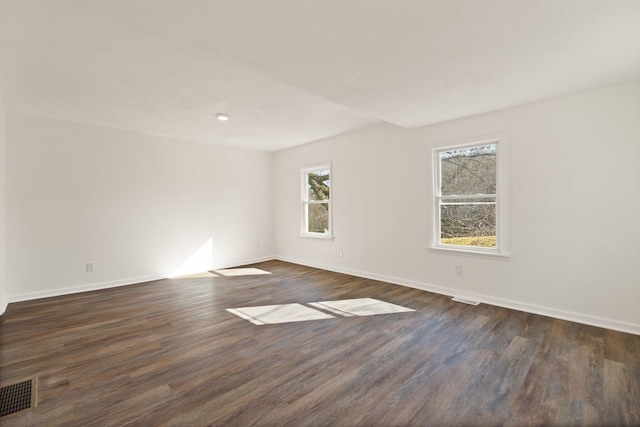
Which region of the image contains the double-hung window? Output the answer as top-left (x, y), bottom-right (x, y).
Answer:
top-left (301, 163), bottom-right (332, 238)
top-left (433, 137), bottom-right (507, 256)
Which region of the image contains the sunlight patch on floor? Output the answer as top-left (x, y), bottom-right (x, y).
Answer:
top-left (309, 298), bottom-right (415, 317)
top-left (227, 298), bottom-right (415, 325)
top-left (226, 303), bottom-right (334, 325)
top-left (215, 268), bottom-right (272, 277)
top-left (172, 271), bottom-right (219, 279)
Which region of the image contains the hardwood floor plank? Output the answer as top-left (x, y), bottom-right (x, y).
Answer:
top-left (604, 359), bottom-right (640, 425)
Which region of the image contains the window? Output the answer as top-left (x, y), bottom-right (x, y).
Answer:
top-left (433, 137), bottom-right (507, 255)
top-left (301, 163), bottom-right (332, 238)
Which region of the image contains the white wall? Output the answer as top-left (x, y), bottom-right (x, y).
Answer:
top-left (6, 113), bottom-right (274, 302)
top-left (0, 99), bottom-right (6, 314)
top-left (274, 80), bottom-right (640, 334)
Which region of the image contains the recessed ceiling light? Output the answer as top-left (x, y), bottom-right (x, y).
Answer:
top-left (216, 113), bottom-right (230, 121)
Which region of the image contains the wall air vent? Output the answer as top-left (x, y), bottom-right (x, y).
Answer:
top-left (451, 297), bottom-right (480, 306)
top-left (0, 378), bottom-right (37, 417)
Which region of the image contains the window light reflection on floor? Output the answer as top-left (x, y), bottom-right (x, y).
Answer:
top-left (226, 303), bottom-right (334, 325)
top-left (309, 298), bottom-right (415, 317)
top-left (171, 267), bottom-right (271, 279)
top-left (172, 271), bottom-right (219, 279)
top-left (214, 268), bottom-right (271, 277)
top-left (227, 298), bottom-right (415, 325)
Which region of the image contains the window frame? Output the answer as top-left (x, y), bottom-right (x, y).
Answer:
top-left (431, 135), bottom-right (509, 257)
top-left (300, 162), bottom-right (333, 239)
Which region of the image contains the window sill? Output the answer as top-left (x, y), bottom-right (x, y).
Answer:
top-left (428, 246), bottom-right (510, 260)
top-left (300, 233), bottom-right (335, 241)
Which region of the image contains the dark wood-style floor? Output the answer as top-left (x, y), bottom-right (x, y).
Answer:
top-left (1, 260), bottom-right (639, 426)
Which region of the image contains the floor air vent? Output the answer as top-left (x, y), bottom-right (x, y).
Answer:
top-left (451, 296), bottom-right (480, 305)
top-left (0, 378), bottom-right (37, 417)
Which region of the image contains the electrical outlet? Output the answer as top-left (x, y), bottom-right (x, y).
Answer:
top-left (86, 262), bottom-right (95, 272)
top-left (339, 250), bottom-right (343, 257)
top-left (454, 265), bottom-right (463, 276)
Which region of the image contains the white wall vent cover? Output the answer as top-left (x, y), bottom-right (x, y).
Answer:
top-left (451, 297), bottom-right (480, 306)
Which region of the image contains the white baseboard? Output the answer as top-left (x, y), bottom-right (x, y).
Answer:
top-left (7, 254), bottom-right (277, 305)
top-left (8, 273), bottom-right (169, 303)
top-left (275, 256), bottom-right (640, 336)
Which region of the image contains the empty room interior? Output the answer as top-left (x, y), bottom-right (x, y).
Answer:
top-left (1, 0), bottom-right (639, 425)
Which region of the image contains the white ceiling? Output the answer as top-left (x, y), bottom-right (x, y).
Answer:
top-left (1, 0), bottom-right (639, 151)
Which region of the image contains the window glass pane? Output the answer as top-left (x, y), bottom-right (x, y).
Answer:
top-left (440, 197), bottom-right (496, 248)
top-left (307, 170), bottom-right (330, 201)
top-left (440, 144), bottom-right (496, 196)
top-left (307, 203), bottom-right (329, 233)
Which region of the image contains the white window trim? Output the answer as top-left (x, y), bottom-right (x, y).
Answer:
top-left (300, 162), bottom-right (333, 240)
top-left (430, 134), bottom-right (509, 258)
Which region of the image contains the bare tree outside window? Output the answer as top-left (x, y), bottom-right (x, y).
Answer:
top-left (302, 165), bottom-right (331, 236)
top-left (307, 170), bottom-right (330, 233)
top-left (438, 144), bottom-right (497, 248)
